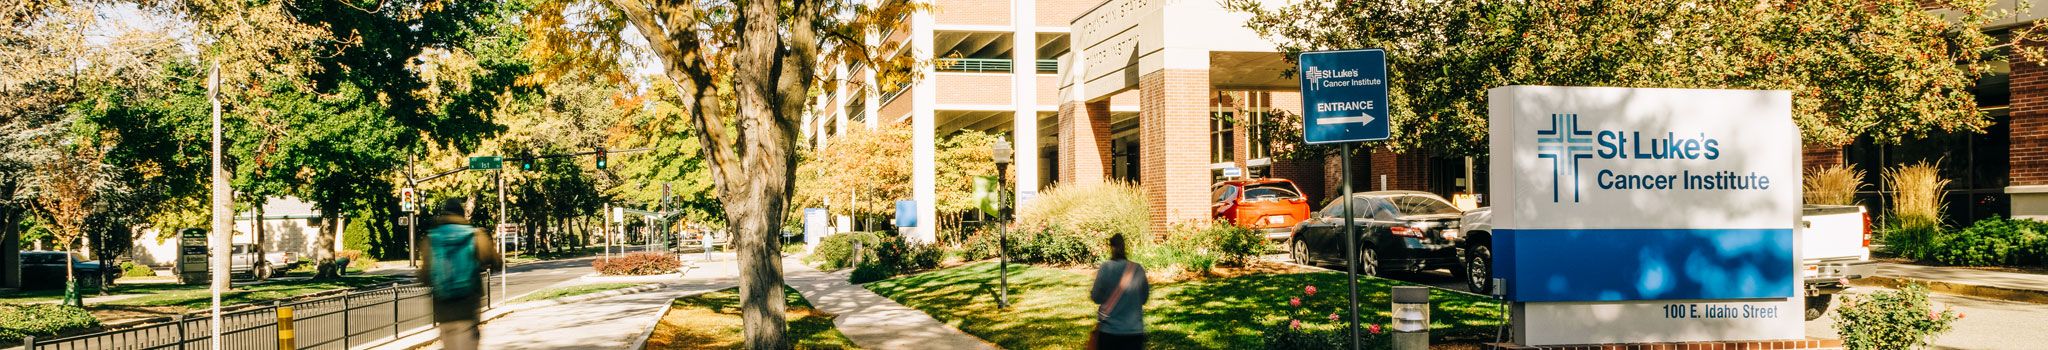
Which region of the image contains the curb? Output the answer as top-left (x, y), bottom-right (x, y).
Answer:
top-left (1853, 276), bottom-right (2048, 304)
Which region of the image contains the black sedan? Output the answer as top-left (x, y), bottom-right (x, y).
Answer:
top-left (21, 251), bottom-right (102, 290)
top-left (1288, 191), bottom-right (1464, 277)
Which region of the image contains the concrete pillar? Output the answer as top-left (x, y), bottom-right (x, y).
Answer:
top-left (834, 65), bottom-right (850, 137)
top-left (1138, 69), bottom-right (1211, 233)
top-left (863, 5), bottom-right (882, 131)
top-left (1060, 100), bottom-right (1112, 184)
top-left (910, 7), bottom-right (938, 243)
top-left (1012, 0), bottom-right (1039, 204)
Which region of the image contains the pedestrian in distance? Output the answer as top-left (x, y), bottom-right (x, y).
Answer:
top-left (1088, 233), bottom-right (1149, 350)
top-left (418, 197), bottom-right (502, 350)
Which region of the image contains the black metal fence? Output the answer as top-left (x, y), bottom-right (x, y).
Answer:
top-left (23, 274), bottom-right (489, 350)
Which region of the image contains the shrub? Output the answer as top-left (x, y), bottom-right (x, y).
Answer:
top-left (593, 252), bottom-right (682, 276)
top-left (1008, 224), bottom-right (1098, 265)
top-left (806, 231), bottom-right (884, 270)
top-left (1882, 160), bottom-right (1949, 260)
top-left (1930, 216), bottom-right (2048, 267)
top-left (1016, 181), bottom-right (1149, 240)
top-left (848, 262), bottom-right (896, 284)
top-left (119, 262), bottom-right (154, 277)
top-left (1833, 284), bottom-right (1960, 350)
top-left (1804, 164), bottom-right (1865, 206)
top-left (0, 303), bottom-right (101, 343)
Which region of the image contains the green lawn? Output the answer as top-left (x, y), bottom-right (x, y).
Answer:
top-left (100, 275), bottom-right (398, 309)
top-left (864, 262), bottom-right (1505, 349)
top-left (0, 281), bottom-right (208, 304)
top-left (511, 283), bottom-right (644, 303)
top-left (644, 286), bottom-right (860, 349)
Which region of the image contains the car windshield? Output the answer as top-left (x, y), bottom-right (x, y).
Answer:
top-left (1390, 195), bottom-right (1461, 216)
top-left (1241, 183), bottom-right (1302, 201)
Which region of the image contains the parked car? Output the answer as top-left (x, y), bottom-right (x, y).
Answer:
top-left (1212, 179), bottom-right (1312, 241)
top-left (1453, 204), bottom-right (1875, 319)
top-left (20, 251), bottom-right (102, 290)
top-left (1287, 191), bottom-right (1464, 277)
top-left (230, 244), bottom-right (300, 280)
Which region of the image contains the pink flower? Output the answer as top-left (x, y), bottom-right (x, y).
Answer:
top-left (1368, 324), bottom-right (1382, 334)
top-left (1306, 285), bottom-right (1317, 296)
top-left (1290, 319), bottom-right (1302, 329)
top-left (1929, 311), bottom-right (1939, 320)
top-left (1328, 313), bottom-right (1340, 321)
top-left (1289, 297), bottom-right (1301, 307)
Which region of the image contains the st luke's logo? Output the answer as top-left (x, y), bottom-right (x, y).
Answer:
top-left (1537, 114), bottom-right (1595, 202)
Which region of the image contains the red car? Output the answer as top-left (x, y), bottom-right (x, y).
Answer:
top-left (1212, 179), bottom-right (1312, 240)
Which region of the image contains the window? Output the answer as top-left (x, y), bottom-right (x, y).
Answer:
top-left (1390, 195), bottom-right (1461, 216)
top-left (1213, 185), bottom-right (1240, 203)
top-left (1210, 110), bottom-right (1235, 164)
top-left (1242, 182), bottom-right (1303, 201)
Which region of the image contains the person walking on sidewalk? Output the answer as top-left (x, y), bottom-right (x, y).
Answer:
top-left (1089, 233), bottom-right (1149, 350)
top-left (419, 198), bottom-right (502, 350)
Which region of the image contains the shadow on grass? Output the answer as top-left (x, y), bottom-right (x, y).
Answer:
top-left (866, 262), bottom-right (1508, 349)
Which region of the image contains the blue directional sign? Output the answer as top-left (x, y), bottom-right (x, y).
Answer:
top-left (1297, 49), bottom-right (1390, 144)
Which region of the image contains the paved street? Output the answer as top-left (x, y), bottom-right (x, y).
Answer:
top-left (369, 246), bottom-right (647, 305)
top-left (1805, 286), bottom-right (2048, 350)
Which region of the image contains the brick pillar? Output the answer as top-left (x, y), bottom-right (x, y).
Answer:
top-left (1367, 148), bottom-right (1432, 192)
top-left (1139, 69), bottom-right (1211, 233)
top-left (1271, 157), bottom-right (1326, 206)
top-left (1802, 145), bottom-right (1844, 170)
top-left (1059, 100), bottom-right (1113, 184)
top-left (1324, 151), bottom-right (1369, 202)
top-left (2012, 43), bottom-right (2048, 221)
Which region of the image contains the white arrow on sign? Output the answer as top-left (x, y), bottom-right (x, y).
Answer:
top-left (1316, 114), bottom-right (1377, 126)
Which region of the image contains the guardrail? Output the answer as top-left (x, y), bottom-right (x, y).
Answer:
top-left (22, 274), bottom-right (490, 350)
top-left (937, 58), bottom-right (1012, 73)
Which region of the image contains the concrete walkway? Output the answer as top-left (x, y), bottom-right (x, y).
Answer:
top-left (783, 259), bottom-right (997, 350)
top-left (381, 253), bottom-right (741, 350)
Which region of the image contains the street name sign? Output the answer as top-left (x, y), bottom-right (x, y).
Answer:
top-left (1297, 48), bottom-right (1390, 144)
top-left (468, 156), bottom-right (503, 170)
top-left (1488, 86), bottom-right (1800, 345)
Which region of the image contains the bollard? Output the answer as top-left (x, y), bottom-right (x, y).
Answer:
top-left (1390, 286), bottom-right (1430, 350)
top-left (277, 306), bottom-right (296, 350)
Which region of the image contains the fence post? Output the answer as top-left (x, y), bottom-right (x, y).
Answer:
top-left (175, 313), bottom-right (187, 350)
top-left (342, 291), bottom-right (351, 349)
top-left (392, 285), bottom-right (400, 339)
top-left (277, 305), bottom-right (295, 350)
top-left (21, 335), bottom-right (31, 350)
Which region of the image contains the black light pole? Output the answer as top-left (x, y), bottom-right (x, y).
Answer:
top-left (992, 141), bottom-right (1013, 309)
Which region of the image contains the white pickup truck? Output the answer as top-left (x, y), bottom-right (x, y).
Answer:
top-left (1454, 204), bottom-right (1875, 320)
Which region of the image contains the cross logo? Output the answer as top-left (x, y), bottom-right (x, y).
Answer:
top-left (1536, 114), bottom-right (1596, 202)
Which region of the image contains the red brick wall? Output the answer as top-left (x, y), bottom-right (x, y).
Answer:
top-left (1059, 100), bottom-right (1112, 184)
top-left (1270, 157), bottom-right (1327, 207)
top-left (1140, 69), bottom-right (1212, 232)
top-left (1802, 145), bottom-right (1844, 170)
top-left (934, 0), bottom-right (1010, 26)
top-left (2017, 44), bottom-right (2048, 186)
top-left (1037, 0), bottom-right (1095, 27)
top-left (1322, 150), bottom-right (1371, 204)
top-left (1368, 148), bottom-right (1432, 192)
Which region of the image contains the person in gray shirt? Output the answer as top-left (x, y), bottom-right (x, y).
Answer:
top-left (1090, 233), bottom-right (1149, 349)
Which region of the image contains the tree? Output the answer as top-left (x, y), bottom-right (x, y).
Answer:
top-left (30, 135), bottom-right (116, 306)
top-left (1226, 0), bottom-right (2045, 156)
top-left (795, 127), bottom-right (910, 231)
top-left (527, 0), bottom-right (928, 347)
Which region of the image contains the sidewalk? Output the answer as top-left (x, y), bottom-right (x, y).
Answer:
top-left (474, 254), bottom-right (740, 350)
top-left (783, 259), bottom-right (997, 350)
top-left (1862, 262), bottom-right (2048, 304)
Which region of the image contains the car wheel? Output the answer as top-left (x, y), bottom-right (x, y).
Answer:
top-left (257, 265), bottom-right (273, 280)
top-left (1464, 245), bottom-right (1494, 295)
top-left (1804, 294), bottom-right (1833, 321)
top-left (1292, 239), bottom-right (1310, 266)
top-left (1354, 247), bottom-right (1378, 277)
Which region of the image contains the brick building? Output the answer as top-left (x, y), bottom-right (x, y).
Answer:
top-left (808, 0), bottom-right (2048, 239)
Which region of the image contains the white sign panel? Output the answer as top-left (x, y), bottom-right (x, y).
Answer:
top-left (1487, 86), bottom-right (1801, 345)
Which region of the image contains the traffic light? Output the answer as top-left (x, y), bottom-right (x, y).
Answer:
top-left (595, 147), bottom-right (608, 169)
top-left (520, 151), bottom-right (536, 171)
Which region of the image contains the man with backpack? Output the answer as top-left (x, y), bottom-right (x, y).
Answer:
top-left (419, 198), bottom-right (502, 350)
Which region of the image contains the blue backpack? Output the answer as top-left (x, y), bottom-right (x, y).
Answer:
top-left (428, 224), bottom-right (481, 300)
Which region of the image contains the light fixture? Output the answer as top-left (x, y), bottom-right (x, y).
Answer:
top-left (1391, 286), bottom-right (1430, 349)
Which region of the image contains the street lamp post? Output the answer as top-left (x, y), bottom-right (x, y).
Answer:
top-left (991, 141), bottom-right (1012, 309)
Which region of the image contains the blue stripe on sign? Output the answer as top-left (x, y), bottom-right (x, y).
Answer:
top-left (1495, 228), bottom-right (1794, 302)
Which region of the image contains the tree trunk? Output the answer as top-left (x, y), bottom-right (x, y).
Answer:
top-left (254, 203), bottom-right (266, 278)
top-left (314, 209), bottom-right (340, 280)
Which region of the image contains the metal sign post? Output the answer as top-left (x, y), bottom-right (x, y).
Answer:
top-left (1297, 48), bottom-right (1390, 350)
